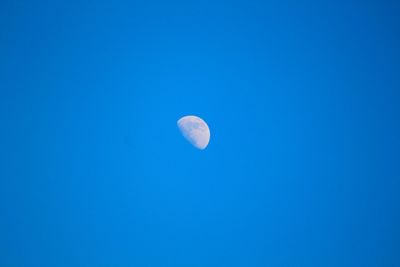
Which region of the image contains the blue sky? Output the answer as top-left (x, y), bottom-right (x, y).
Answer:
top-left (1, 0), bottom-right (400, 266)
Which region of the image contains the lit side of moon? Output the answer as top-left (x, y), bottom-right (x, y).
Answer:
top-left (177, 115), bottom-right (210, 150)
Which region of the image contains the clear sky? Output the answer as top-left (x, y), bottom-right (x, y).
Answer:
top-left (1, 0), bottom-right (400, 266)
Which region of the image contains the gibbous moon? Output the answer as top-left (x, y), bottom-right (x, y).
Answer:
top-left (177, 115), bottom-right (210, 150)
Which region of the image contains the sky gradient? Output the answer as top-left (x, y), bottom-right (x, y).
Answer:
top-left (1, 0), bottom-right (400, 266)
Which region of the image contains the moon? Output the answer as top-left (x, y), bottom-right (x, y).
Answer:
top-left (177, 115), bottom-right (210, 150)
